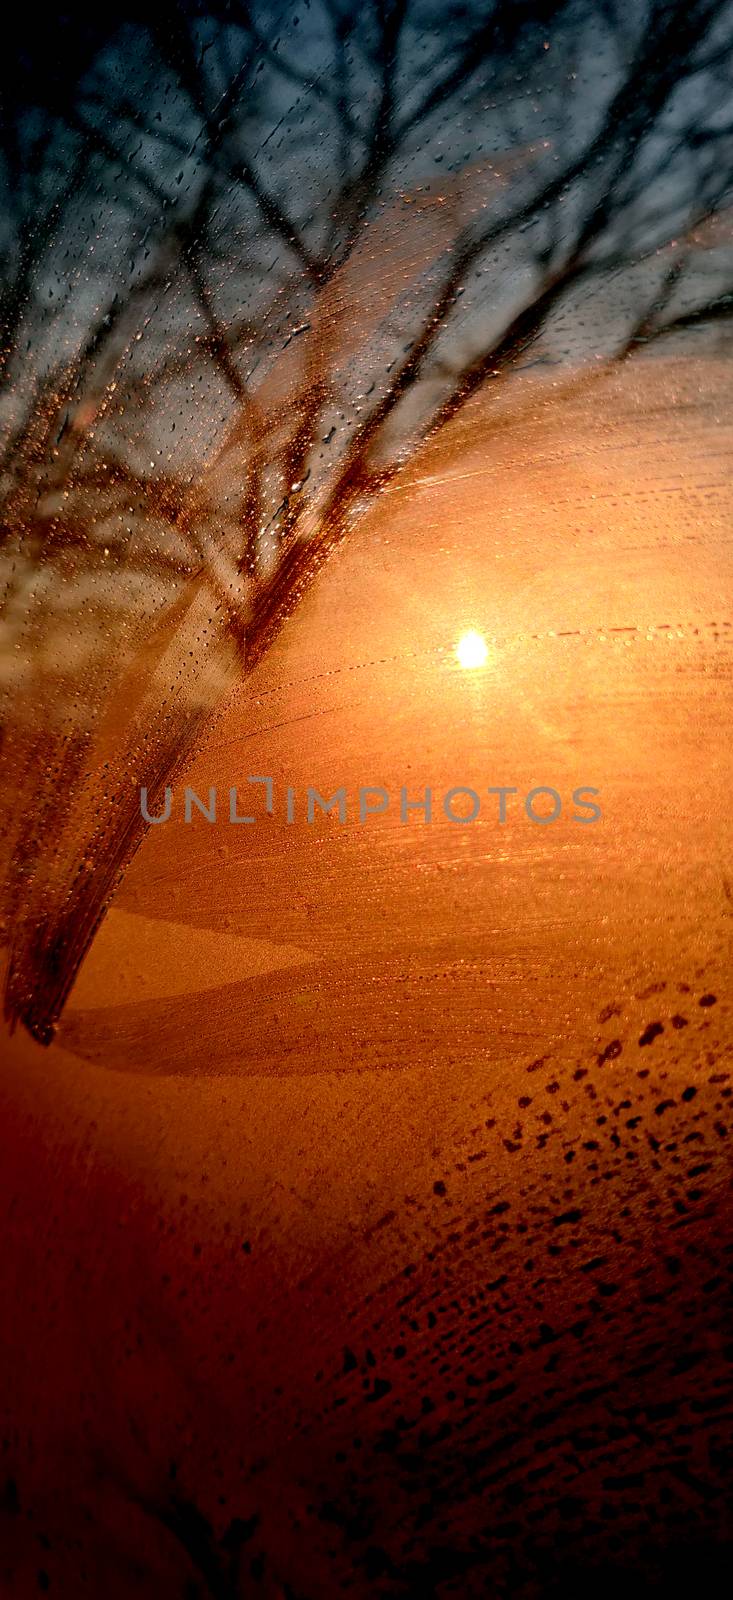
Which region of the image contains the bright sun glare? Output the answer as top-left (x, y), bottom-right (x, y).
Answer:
top-left (455, 630), bottom-right (489, 670)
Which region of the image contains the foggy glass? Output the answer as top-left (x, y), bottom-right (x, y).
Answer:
top-left (0, 4), bottom-right (731, 1036)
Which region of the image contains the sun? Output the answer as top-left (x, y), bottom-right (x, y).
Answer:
top-left (455, 630), bottom-right (489, 670)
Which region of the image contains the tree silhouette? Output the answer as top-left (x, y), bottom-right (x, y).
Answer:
top-left (2, 0), bottom-right (733, 1040)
